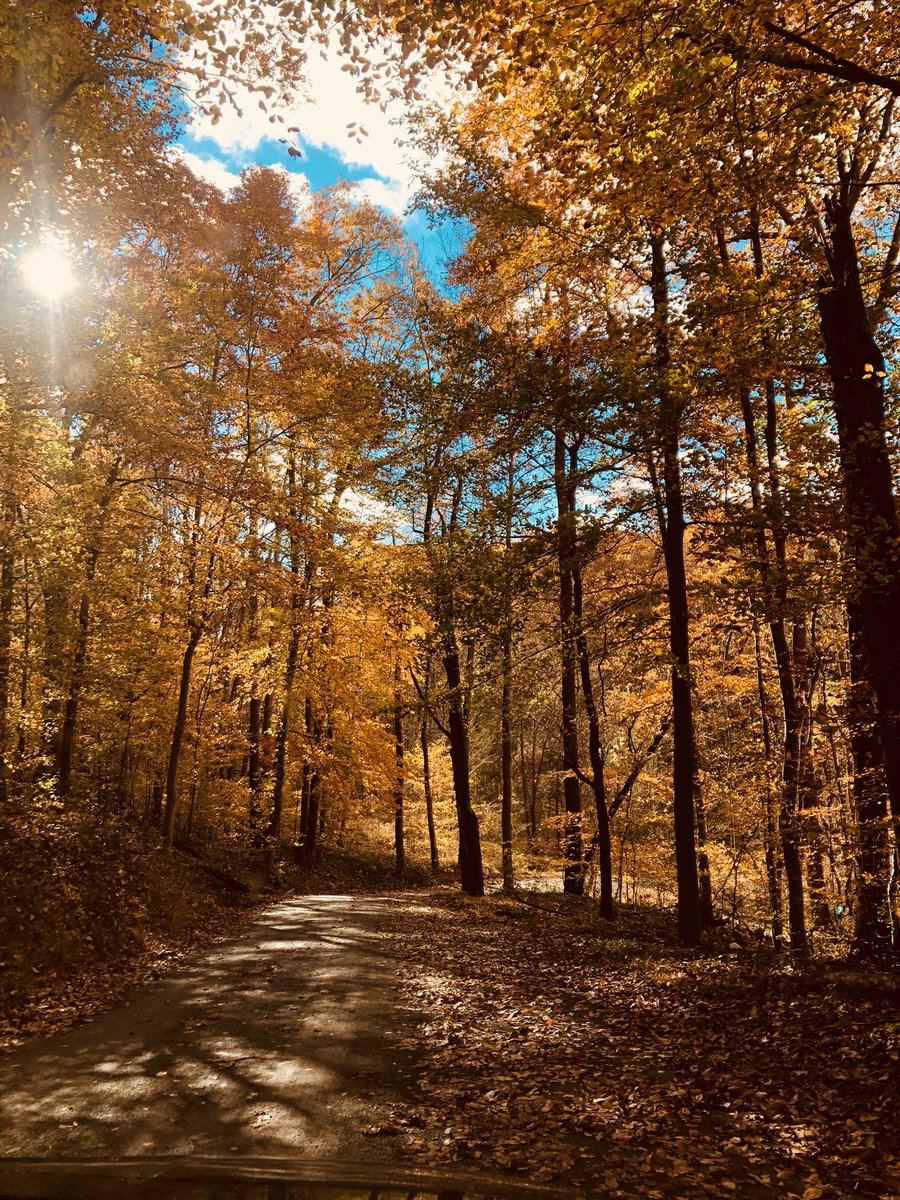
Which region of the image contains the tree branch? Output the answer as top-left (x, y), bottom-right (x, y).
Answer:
top-left (409, 665), bottom-right (450, 740)
top-left (756, 22), bottom-right (900, 97)
top-left (875, 211), bottom-right (900, 319)
top-left (608, 712), bottom-right (672, 822)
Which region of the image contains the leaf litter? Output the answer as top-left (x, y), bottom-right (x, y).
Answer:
top-left (377, 889), bottom-right (900, 1199)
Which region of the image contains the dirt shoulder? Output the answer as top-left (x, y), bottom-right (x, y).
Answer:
top-left (0, 864), bottom-right (269, 1056)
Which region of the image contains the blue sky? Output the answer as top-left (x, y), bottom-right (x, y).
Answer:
top-left (176, 36), bottom-right (465, 281)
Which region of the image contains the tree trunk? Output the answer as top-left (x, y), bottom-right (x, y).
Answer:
top-left (393, 655), bottom-right (405, 875)
top-left (695, 785), bottom-right (714, 927)
top-left (269, 462), bottom-right (305, 868)
top-left (573, 562), bottom-right (613, 918)
top-left (0, 417), bottom-right (16, 801)
top-left (735, 378), bottom-right (807, 954)
top-left (424, 465), bottom-right (483, 896)
top-left (818, 198), bottom-right (900, 841)
top-left (723, 221), bottom-right (805, 949)
top-left (650, 232), bottom-right (701, 945)
top-left (15, 558), bottom-right (33, 763)
top-left (753, 625), bottom-right (785, 949)
top-left (270, 622), bottom-right (299, 862)
top-left (421, 712), bottom-right (439, 874)
top-left (519, 728), bottom-right (536, 839)
top-left (56, 587), bottom-right (91, 802)
top-left (500, 623), bottom-right (514, 892)
top-left (306, 730), bottom-right (321, 863)
top-left (57, 459), bottom-right (120, 801)
top-left (420, 657), bottom-right (439, 874)
top-left (0, 515), bottom-right (14, 805)
top-left (39, 582), bottom-right (68, 780)
top-left (500, 467), bottom-right (516, 892)
top-left (848, 604), bottom-right (895, 960)
top-left (248, 694), bottom-right (262, 834)
top-left (443, 633), bottom-right (484, 896)
top-left (163, 623), bottom-right (202, 850)
top-left (661, 432), bottom-right (702, 947)
top-left (793, 619), bottom-right (833, 933)
top-left (554, 429), bottom-right (584, 896)
top-left (115, 692), bottom-right (135, 815)
top-left (297, 695), bottom-right (313, 858)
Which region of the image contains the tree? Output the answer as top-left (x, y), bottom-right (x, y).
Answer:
top-left (314, 0), bottom-right (900, 948)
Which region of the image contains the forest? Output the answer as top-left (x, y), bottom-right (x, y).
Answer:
top-left (1, 9), bottom-right (900, 1200)
top-left (1, 5), bottom-right (900, 1192)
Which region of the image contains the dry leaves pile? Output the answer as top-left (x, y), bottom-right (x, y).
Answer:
top-left (380, 890), bottom-right (900, 1200)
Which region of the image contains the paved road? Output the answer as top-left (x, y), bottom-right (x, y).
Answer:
top-left (0, 895), bottom-right (417, 1159)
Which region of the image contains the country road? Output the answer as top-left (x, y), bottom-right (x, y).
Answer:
top-left (0, 895), bottom-right (418, 1160)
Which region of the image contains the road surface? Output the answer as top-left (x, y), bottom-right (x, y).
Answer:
top-left (0, 895), bottom-right (417, 1159)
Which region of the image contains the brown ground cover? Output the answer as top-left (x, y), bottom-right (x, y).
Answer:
top-left (380, 889), bottom-right (900, 1200)
top-left (4, 861), bottom-right (898, 1200)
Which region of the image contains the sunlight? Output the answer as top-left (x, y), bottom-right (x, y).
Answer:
top-left (19, 240), bottom-right (78, 302)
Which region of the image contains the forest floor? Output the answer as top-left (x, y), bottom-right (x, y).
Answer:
top-left (380, 888), bottom-right (900, 1200)
top-left (1, 875), bottom-right (898, 1199)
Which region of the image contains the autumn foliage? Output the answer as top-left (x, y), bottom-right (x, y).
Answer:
top-left (2, 0), bottom-right (900, 1026)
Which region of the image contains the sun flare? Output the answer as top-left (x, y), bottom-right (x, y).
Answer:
top-left (19, 241), bottom-right (78, 302)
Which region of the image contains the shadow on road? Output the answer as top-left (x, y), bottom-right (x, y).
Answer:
top-left (0, 895), bottom-right (416, 1160)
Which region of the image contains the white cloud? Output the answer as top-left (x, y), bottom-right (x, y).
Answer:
top-left (184, 28), bottom-right (458, 200)
top-left (352, 176), bottom-right (412, 217)
top-left (176, 147), bottom-right (242, 193)
top-left (341, 487), bottom-right (402, 531)
top-left (576, 487), bottom-right (605, 511)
